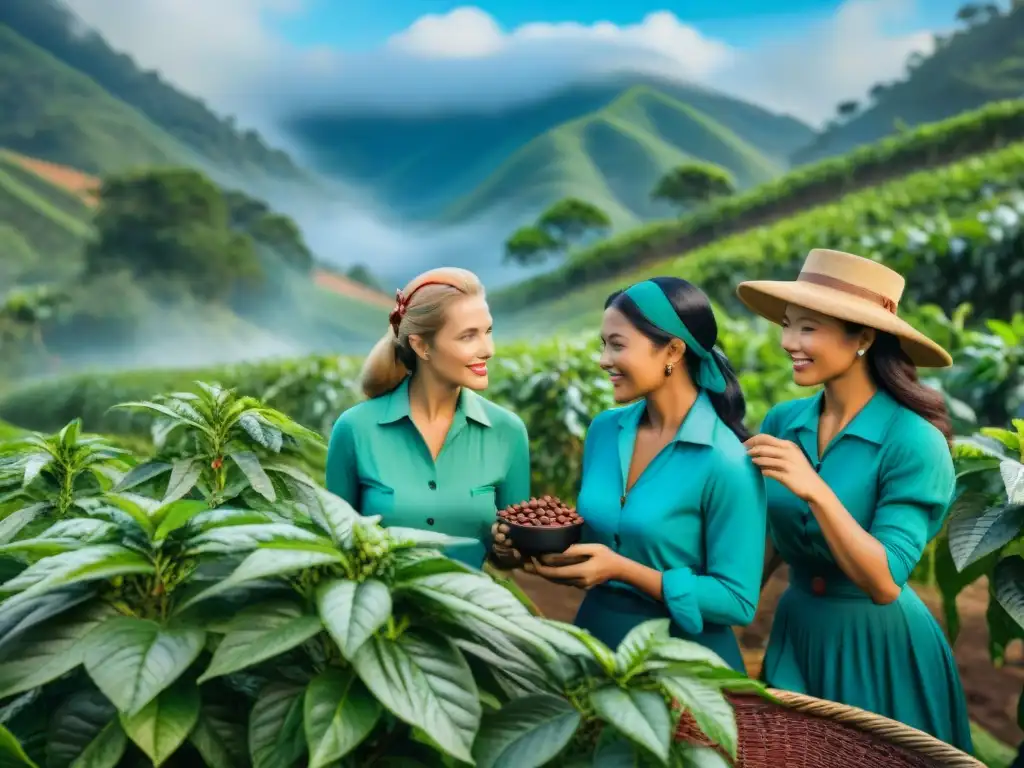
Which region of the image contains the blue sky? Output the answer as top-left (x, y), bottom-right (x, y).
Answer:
top-left (279, 0), bottom-right (972, 51)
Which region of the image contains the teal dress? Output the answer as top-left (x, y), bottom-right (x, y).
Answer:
top-left (572, 392), bottom-right (767, 672)
top-left (760, 391), bottom-right (973, 753)
top-left (325, 377), bottom-right (531, 568)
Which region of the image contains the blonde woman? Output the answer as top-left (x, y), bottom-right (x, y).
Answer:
top-left (325, 267), bottom-right (531, 567)
top-left (737, 249), bottom-right (972, 752)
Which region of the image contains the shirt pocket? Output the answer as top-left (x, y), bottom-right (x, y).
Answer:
top-left (360, 478), bottom-right (395, 520)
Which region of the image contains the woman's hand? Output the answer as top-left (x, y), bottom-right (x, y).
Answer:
top-left (525, 543), bottom-right (625, 590)
top-left (744, 434), bottom-right (826, 502)
top-left (489, 521), bottom-right (522, 569)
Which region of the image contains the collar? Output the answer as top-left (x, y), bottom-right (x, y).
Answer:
top-left (616, 390), bottom-right (718, 447)
top-left (377, 376), bottom-right (492, 427)
top-left (789, 389), bottom-right (898, 460)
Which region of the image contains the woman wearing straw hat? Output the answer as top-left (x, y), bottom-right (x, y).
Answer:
top-left (736, 249), bottom-right (972, 752)
top-left (326, 267), bottom-right (531, 569)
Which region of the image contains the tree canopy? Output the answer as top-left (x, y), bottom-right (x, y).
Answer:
top-left (651, 162), bottom-right (736, 211)
top-left (504, 197), bottom-right (611, 267)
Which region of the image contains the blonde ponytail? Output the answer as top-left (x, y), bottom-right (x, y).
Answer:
top-left (358, 267), bottom-right (485, 399)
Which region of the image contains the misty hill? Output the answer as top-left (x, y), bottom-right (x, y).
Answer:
top-left (0, 0), bottom-right (309, 187)
top-left (441, 85), bottom-right (783, 227)
top-left (283, 74), bottom-right (814, 223)
top-left (792, 3), bottom-right (1024, 165)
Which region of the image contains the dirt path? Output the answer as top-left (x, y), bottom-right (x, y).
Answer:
top-left (512, 566), bottom-right (1024, 747)
top-left (6, 152), bottom-right (100, 205)
top-left (312, 269), bottom-right (393, 307)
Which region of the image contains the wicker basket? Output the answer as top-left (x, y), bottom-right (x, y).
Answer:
top-left (675, 689), bottom-right (985, 768)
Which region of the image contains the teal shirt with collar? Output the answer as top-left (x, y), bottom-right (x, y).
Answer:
top-left (325, 376), bottom-right (531, 567)
top-left (758, 390), bottom-right (972, 752)
top-left (761, 389), bottom-right (953, 588)
top-left (572, 391), bottom-right (767, 670)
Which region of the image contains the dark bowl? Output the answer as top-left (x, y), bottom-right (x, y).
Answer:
top-left (504, 519), bottom-right (584, 558)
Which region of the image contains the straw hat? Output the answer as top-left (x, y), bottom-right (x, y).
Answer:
top-left (735, 249), bottom-right (952, 368)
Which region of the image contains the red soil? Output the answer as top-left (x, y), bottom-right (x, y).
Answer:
top-left (6, 152), bottom-right (100, 206)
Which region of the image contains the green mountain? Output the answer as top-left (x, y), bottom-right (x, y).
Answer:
top-left (792, 3), bottom-right (1024, 165)
top-left (283, 75), bottom-right (814, 222)
top-left (1, 0), bottom-right (308, 185)
top-left (442, 85), bottom-right (783, 227)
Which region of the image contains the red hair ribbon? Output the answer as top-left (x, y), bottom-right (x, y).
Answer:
top-left (388, 279), bottom-right (462, 336)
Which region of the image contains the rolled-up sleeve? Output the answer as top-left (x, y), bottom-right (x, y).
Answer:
top-left (662, 451), bottom-right (767, 633)
top-left (325, 413), bottom-right (360, 509)
top-left (870, 426), bottom-right (954, 587)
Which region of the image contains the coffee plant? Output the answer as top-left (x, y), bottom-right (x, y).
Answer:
top-left (0, 382), bottom-right (755, 767)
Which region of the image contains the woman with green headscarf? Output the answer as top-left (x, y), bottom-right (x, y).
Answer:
top-left (492, 277), bottom-right (766, 672)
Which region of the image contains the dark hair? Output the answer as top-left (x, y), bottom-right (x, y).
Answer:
top-left (605, 277), bottom-right (750, 441)
top-left (843, 324), bottom-right (954, 447)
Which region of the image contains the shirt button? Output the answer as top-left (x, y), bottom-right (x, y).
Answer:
top-left (811, 576), bottom-right (826, 596)
top-left (428, 481), bottom-right (436, 490)
top-left (426, 518), bottom-right (435, 526)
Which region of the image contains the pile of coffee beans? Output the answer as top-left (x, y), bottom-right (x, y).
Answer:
top-left (498, 496), bottom-right (583, 527)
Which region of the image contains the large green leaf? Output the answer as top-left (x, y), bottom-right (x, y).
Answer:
top-left (316, 578), bottom-right (391, 660)
top-left (0, 603), bottom-right (115, 698)
top-left (162, 460), bottom-right (203, 504)
top-left (176, 546), bottom-right (344, 612)
top-left (0, 585), bottom-right (93, 656)
top-left (68, 722), bottom-right (126, 768)
top-left (0, 519), bottom-right (118, 558)
top-left (198, 601), bottom-right (322, 682)
top-left (994, 556), bottom-right (1024, 631)
top-left (183, 523), bottom-right (329, 556)
top-left (613, 619), bottom-right (671, 676)
top-left (44, 689), bottom-right (122, 768)
top-left (119, 677), bottom-right (200, 767)
top-left (386, 528), bottom-right (478, 550)
top-left (1001, 460), bottom-right (1024, 505)
top-left (188, 702), bottom-right (249, 768)
top-left (472, 693), bottom-right (580, 768)
top-left (84, 617), bottom-right (206, 716)
top-left (0, 723), bottom-right (37, 767)
top-left (353, 630), bottom-right (481, 764)
top-left (113, 462), bottom-right (173, 493)
top-left (248, 683), bottom-right (306, 768)
top-left (400, 572), bottom-right (553, 655)
top-left (658, 675), bottom-right (737, 760)
top-left (591, 686), bottom-right (671, 763)
top-left (947, 493), bottom-right (1024, 570)
top-left (0, 546), bottom-right (154, 604)
top-left (303, 667), bottom-right (382, 767)
top-left (676, 745), bottom-right (732, 767)
top-left (229, 452), bottom-right (275, 502)
top-left (152, 500), bottom-right (210, 541)
top-left (0, 504), bottom-right (49, 546)
top-left (934, 530), bottom-right (994, 643)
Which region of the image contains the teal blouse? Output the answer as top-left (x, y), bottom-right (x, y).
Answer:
top-left (573, 392), bottom-right (767, 666)
top-left (325, 377), bottom-right (531, 567)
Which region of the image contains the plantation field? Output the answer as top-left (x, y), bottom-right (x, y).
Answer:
top-left (492, 99), bottom-right (1024, 312)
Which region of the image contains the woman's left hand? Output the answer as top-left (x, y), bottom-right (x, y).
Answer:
top-left (744, 434), bottom-right (825, 502)
top-left (525, 543), bottom-right (624, 589)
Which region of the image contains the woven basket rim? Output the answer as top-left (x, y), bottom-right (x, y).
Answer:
top-left (763, 688), bottom-right (985, 768)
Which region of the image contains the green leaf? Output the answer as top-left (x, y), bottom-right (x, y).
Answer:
top-left (45, 690), bottom-right (124, 768)
top-left (613, 619), bottom-right (671, 676)
top-left (353, 630), bottom-right (481, 764)
top-left (472, 693), bottom-right (580, 768)
top-left (591, 686), bottom-right (671, 763)
top-left (188, 702), bottom-right (248, 768)
top-left (646, 638), bottom-right (732, 672)
top-left (119, 677), bottom-right (200, 767)
top-left (537, 620), bottom-right (616, 675)
top-left (658, 675), bottom-right (737, 759)
top-left (316, 578), bottom-right (392, 660)
top-left (948, 494), bottom-right (1024, 570)
top-left (386, 527), bottom-right (478, 549)
top-left (198, 601), bottom-right (322, 682)
top-left (0, 585), bottom-right (93, 657)
top-left (163, 460), bottom-right (203, 504)
top-left (1001, 460), bottom-right (1024, 505)
top-left (113, 462), bottom-right (172, 493)
top-left (0, 545), bottom-right (154, 603)
top-left (184, 523), bottom-right (329, 556)
top-left (0, 504), bottom-right (50, 545)
top-left (592, 730), bottom-right (645, 766)
top-left (0, 723), bottom-right (38, 767)
top-left (248, 683), bottom-right (306, 768)
top-left (84, 617), bottom-right (206, 716)
top-left (994, 556), bottom-right (1024, 631)
top-left (176, 546), bottom-right (344, 612)
top-left (152, 500), bottom-right (211, 541)
top-left (304, 667), bottom-right (382, 767)
top-left (0, 602), bottom-right (115, 698)
top-left (677, 744), bottom-right (732, 768)
top-left (238, 413), bottom-right (284, 453)
top-left (229, 452), bottom-right (275, 502)
top-left (21, 453), bottom-right (51, 488)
